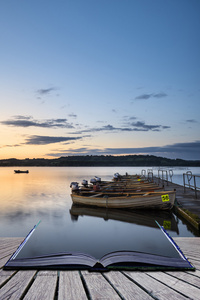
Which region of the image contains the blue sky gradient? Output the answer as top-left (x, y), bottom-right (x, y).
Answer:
top-left (0, 0), bottom-right (200, 160)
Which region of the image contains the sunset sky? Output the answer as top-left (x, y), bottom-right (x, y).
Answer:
top-left (0, 0), bottom-right (200, 160)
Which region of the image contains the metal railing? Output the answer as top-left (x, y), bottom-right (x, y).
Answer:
top-left (183, 172), bottom-right (200, 198)
top-left (157, 169), bottom-right (170, 186)
top-left (156, 169), bottom-right (174, 186)
top-left (141, 169), bottom-right (154, 182)
top-left (141, 169), bottom-right (173, 184)
top-left (147, 169), bottom-right (153, 182)
top-left (141, 169), bottom-right (146, 177)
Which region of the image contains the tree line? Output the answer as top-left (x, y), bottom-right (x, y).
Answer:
top-left (0, 155), bottom-right (200, 167)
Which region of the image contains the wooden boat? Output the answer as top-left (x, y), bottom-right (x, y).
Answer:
top-left (75, 178), bottom-right (163, 193)
top-left (78, 183), bottom-right (163, 194)
top-left (14, 170), bottom-right (29, 174)
top-left (70, 204), bottom-right (179, 233)
top-left (72, 177), bottom-right (164, 196)
top-left (76, 187), bottom-right (165, 197)
top-left (71, 190), bottom-right (176, 210)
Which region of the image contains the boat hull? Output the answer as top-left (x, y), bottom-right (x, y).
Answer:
top-left (14, 170), bottom-right (29, 174)
top-left (71, 191), bottom-right (176, 210)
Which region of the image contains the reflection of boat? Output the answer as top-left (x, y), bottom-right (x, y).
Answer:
top-left (71, 190), bottom-right (176, 210)
top-left (70, 204), bottom-right (179, 233)
top-left (14, 170), bottom-right (29, 174)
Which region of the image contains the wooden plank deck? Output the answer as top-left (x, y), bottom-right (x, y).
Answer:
top-left (0, 237), bottom-right (200, 299)
top-left (152, 178), bottom-right (200, 232)
top-left (154, 178), bottom-right (200, 218)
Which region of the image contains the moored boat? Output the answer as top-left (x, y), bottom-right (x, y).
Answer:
top-left (71, 190), bottom-right (176, 210)
top-left (14, 170), bottom-right (29, 174)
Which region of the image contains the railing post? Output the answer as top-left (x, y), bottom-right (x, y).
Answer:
top-left (182, 172), bottom-right (199, 198)
top-left (141, 169), bottom-right (146, 178)
top-left (183, 173), bottom-right (186, 193)
top-left (169, 169), bottom-right (173, 183)
top-left (194, 175), bottom-right (197, 198)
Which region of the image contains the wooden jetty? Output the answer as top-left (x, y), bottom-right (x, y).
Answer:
top-left (154, 178), bottom-right (200, 232)
top-left (0, 237), bottom-right (200, 299)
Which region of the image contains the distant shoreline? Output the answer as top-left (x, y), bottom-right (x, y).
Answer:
top-left (0, 155), bottom-right (200, 167)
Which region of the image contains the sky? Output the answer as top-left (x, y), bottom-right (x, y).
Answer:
top-left (0, 0), bottom-right (200, 160)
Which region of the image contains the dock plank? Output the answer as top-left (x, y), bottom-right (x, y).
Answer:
top-left (104, 271), bottom-right (153, 300)
top-left (0, 270), bottom-right (16, 287)
top-left (123, 271), bottom-right (188, 299)
top-left (187, 269), bottom-right (200, 278)
top-left (0, 270), bottom-right (36, 300)
top-left (0, 246), bottom-right (21, 262)
top-left (166, 271), bottom-right (200, 288)
top-left (58, 271), bottom-right (88, 300)
top-left (147, 271), bottom-right (200, 299)
top-left (23, 271), bottom-right (57, 300)
top-left (0, 238), bottom-right (23, 257)
top-left (81, 271), bottom-right (121, 300)
top-left (0, 257), bottom-right (10, 269)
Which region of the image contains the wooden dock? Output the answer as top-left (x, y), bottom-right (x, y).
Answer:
top-left (0, 237), bottom-right (200, 299)
top-left (153, 178), bottom-right (200, 232)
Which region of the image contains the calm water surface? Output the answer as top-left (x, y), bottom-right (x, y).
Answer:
top-left (1, 167), bottom-right (200, 257)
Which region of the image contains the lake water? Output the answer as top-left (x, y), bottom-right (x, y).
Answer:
top-left (1, 166), bottom-right (200, 258)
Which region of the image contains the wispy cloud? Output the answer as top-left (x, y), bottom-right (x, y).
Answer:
top-left (186, 119), bottom-right (198, 123)
top-left (1, 116), bottom-right (74, 129)
top-left (135, 92), bottom-right (167, 100)
top-left (48, 140), bottom-right (200, 160)
top-left (103, 141), bottom-right (200, 155)
top-left (0, 144), bottom-right (21, 148)
top-left (72, 121), bottom-right (170, 134)
top-left (135, 93), bottom-right (153, 100)
top-left (68, 113), bottom-right (77, 118)
top-left (153, 92), bottom-right (167, 98)
top-left (24, 135), bottom-right (82, 145)
top-left (36, 87), bottom-right (57, 96)
top-left (129, 121), bottom-right (170, 131)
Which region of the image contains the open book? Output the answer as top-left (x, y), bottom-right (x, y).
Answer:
top-left (5, 249), bottom-right (194, 271)
top-left (4, 221), bottom-right (195, 271)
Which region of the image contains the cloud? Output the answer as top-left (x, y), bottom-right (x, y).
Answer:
top-left (186, 119), bottom-right (198, 123)
top-left (73, 121), bottom-right (170, 134)
top-left (68, 113), bottom-right (77, 118)
top-left (103, 141), bottom-right (200, 156)
top-left (14, 115), bottom-right (32, 120)
top-left (135, 94), bottom-right (152, 100)
top-left (24, 135), bottom-right (82, 145)
top-left (129, 121), bottom-right (170, 131)
top-left (36, 87), bottom-right (57, 96)
top-left (48, 140), bottom-right (200, 160)
top-left (135, 92), bottom-right (167, 100)
top-left (0, 144), bottom-right (21, 148)
top-left (1, 116), bottom-right (74, 129)
top-left (153, 92), bottom-right (167, 98)
top-left (72, 124), bottom-right (118, 134)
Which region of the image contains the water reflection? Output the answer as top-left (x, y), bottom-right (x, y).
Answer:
top-left (70, 204), bottom-right (179, 233)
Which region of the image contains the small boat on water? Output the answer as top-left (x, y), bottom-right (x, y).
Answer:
top-left (71, 190), bottom-right (176, 210)
top-left (14, 170), bottom-right (29, 174)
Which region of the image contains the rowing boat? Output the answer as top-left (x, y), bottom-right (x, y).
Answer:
top-left (71, 190), bottom-right (176, 210)
top-left (14, 170), bottom-right (29, 174)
